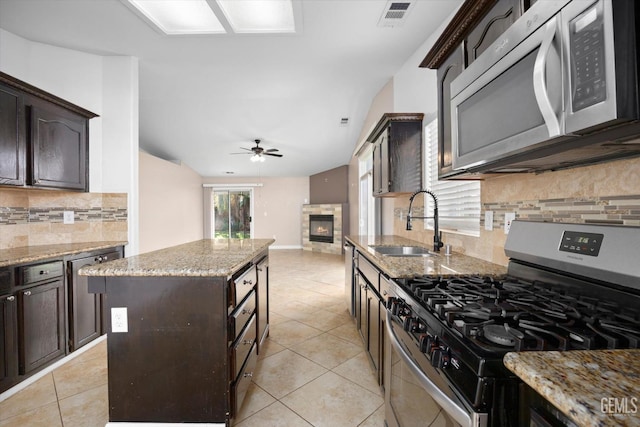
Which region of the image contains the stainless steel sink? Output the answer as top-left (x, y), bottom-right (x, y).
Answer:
top-left (369, 245), bottom-right (433, 257)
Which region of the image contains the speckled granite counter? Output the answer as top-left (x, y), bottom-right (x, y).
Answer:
top-left (79, 238), bottom-right (275, 277)
top-left (504, 350), bottom-right (640, 427)
top-left (345, 235), bottom-right (506, 278)
top-left (0, 241), bottom-right (128, 268)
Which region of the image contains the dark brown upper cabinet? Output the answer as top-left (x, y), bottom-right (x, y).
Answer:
top-left (367, 113), bottom-right (423, 197)
top-left (0, 83), bottom-right (26, 186)
top-left (421, 0), bottom-right (530, 180)
top-left (30, 102), bottom-right (88, 191)
top-left (464, 0), bottom-right (526, 65)
top-left (0, 72), bottom-right (97, 192)
top-left (436, 46), bottom-right (465, 179)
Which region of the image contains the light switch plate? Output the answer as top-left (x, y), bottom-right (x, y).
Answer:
top-left (504, 213), bottom-right (516, 234)
top-left (484, 211), bottom-right (494, 231)
top-left (111, 307), bottom-right (128, 333)
top-left (63, 210), bottom-right (74, 224)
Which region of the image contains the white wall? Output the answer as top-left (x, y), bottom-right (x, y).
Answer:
top-left (0, 28), bottom-right (140, 254)
top-left (139, 152), bottom-right (203, 254)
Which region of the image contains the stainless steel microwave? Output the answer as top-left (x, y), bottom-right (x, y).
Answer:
top-left (450, 0), bottom-right (640, 173)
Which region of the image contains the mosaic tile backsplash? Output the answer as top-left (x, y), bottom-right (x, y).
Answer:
top-left (482, 194), bottom-right (640, 229)
top-left (0, 189), bottom-right (128, 249)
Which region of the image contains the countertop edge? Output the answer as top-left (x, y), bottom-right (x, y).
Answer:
top-left (79, 239), bottom-right (275, 278)
top-left (504, 350), bottom-right (640, 427)
top-left (0, 241), bottom-right (128, 268)
top-left (345, 235), bottom-right (506, 278)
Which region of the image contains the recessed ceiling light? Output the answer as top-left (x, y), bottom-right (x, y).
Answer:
top-left (124, 0), bottom-right (225, 35)
top-left (216, 0), bottom-right (295, 33)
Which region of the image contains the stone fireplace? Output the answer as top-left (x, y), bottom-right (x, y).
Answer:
top-left (302, 204), bottom-right (346, 255)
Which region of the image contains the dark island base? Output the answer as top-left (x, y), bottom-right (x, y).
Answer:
top-left (95, 276), bottom-right (229, 423)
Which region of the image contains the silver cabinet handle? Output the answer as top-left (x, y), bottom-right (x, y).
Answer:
top-left (243, 372), bottom-right (253, 378)
top-left (242, 339), bottom-right (253, 346)
top-left (243, 279), bottom-right (253, 285)
top-left (241, 309), bottom-right (252, 315)
top-left (24, 290), bottom-right (32, 296)
top-left (40, 270), bottom-right (50, 275)
top-left (6, 296), bottom-right (15, 302)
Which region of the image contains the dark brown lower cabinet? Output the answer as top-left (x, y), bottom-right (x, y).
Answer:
top-left (18, 278), bottom-right (66, 375)
top-left (67, 249), bottom-right (123, 351)
top-left (0, 292), bottom-right (19, 391)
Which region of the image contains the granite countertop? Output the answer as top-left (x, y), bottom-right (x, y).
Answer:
top-left (0, 241), bottom-right (128, 268)
top-left (504, 350), bottom-right (640, 427)
top-left (345, 235), bottom-right (506, 278)
top-left (79, 238), bottom-right (275, 278)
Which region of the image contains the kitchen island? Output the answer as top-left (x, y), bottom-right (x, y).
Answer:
top-left (80, 238), bottom-right (274, 426)
top-left (504, 349), bottom-right (640, 427)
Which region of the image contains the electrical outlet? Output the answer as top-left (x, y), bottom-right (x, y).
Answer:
top-left (111, 307), bottom-right (128, 333)
top-left (63, 210), bottom-right (74, 224)
top-left (504, 213), bottom-right (516, 234)
top-left (484, 211), bottom-right (494, 231)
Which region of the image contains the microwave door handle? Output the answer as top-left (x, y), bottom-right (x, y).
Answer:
top-left (533, 16), bottom-right (561, 138)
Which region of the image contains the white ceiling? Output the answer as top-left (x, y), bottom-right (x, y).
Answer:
top-left (0, 0), bottom-right (460, 177)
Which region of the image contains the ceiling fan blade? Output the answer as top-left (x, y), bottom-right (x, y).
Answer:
top-left (230, 152), bottom-right (253, 155)
top-left (265, 148), bottom-right (279, 152)
top-left (263, 152), bottom-right (283, 157)
top-left (240, 147), bottom-right (253, 151)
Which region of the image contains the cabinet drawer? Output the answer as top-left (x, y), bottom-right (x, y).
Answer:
top-left (230, 314), bottom-right (256, 380)
top-left (231, 341), bottom-right (257, 418)
top-left (230, 265), bottom-right (256, 308)
top-left (21, 261), bottom-right (63, 285)
top-left (357, 255), bottom-right (379, 292)
top-left (229, 290), bottom-right (256, 342)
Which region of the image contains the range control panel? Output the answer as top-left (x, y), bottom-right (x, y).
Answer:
top-left (559, 230), bottom-right (604, 257)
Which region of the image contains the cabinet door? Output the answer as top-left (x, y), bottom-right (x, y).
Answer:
top-left (437, 46), bottom-right (465, 178)
top-left (0, 83), bottom-right (25, 186)
top-left (389, 122), bottom-right (422, 192)
top-left (465, 0), bottom-right (524, 65)
top-left (357, 274), bottom-right (368, 344)
top-left (368, 293), bottom-right (381, 374)
top-left (256, 256), bottom-right (269, 352)
top-left (0, 293), bottom-right (19, 393)
top-left (18, 279), bottom-right (66, 375)
top-left (30, 105), bottom-right (88, 191)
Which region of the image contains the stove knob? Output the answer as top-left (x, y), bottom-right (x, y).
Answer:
top-left (419, 334), bottom-right (431, 353)
top-left (403, 316), bottom-right (415, 332)
top-left (431, 347), bottom-right (450, 369)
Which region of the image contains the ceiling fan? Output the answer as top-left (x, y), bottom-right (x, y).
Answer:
top-left (232, 139), bottom-right (283, 162)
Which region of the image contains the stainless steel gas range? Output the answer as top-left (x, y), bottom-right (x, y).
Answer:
top-left (383, 220), bottom-right (640, 427)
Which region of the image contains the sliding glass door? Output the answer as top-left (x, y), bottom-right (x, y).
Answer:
top-left (212, 190), bottom-right (252, 239)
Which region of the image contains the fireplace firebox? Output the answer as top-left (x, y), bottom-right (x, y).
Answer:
top-left (309, 215), bottom-right (334, 243)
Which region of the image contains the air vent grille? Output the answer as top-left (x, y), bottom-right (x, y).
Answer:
top-left (378, 1), bottom-right (414, 27)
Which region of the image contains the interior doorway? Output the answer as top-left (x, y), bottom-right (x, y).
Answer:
top-left (212, 189), bottom-right (253, 239)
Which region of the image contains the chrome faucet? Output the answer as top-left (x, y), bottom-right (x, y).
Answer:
top-left (406, 189), bottom-right (444, 252)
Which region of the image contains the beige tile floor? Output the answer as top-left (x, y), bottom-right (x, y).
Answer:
top-left (0, 249), bottom-right (384, 427)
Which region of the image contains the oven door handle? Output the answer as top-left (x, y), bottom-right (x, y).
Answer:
top-left (385, 311), bottom-right (487, 427)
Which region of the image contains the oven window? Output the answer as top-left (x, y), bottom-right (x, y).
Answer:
top-left (388, 342), bottom-right (462, 427)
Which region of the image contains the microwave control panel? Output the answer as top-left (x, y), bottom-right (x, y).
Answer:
top-left (570, 2), bottom-right (606, 112)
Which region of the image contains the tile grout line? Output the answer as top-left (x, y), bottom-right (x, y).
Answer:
top-left (51, 373), bottom-right (65, 427)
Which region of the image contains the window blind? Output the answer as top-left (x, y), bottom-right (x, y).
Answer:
top-left (423, 119), bottom-right (481, 236)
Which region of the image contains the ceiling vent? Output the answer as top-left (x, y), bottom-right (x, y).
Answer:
top-left (377, 1), bottom-right (414, 27)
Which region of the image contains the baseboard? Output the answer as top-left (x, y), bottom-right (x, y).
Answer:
top-left (269, 245), bottom-right (303, 250)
